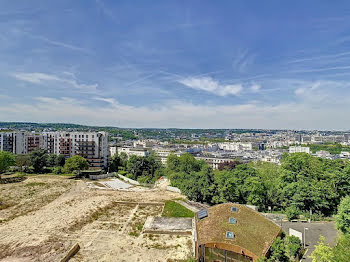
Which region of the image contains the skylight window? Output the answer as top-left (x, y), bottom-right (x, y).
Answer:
top-left (231, 207), bottom-right (238, 212)
top-left (226, 231), bottom-right (235, 239)
top-left (229, 217), bottom-right (237, 224)
top-left (197, 209), bottom-right (208, 220)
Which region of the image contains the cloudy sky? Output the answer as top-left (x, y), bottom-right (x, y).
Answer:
top-left (1, 1), bottom-right (350, 129)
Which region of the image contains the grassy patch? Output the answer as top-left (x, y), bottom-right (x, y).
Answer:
top-left (162, 201), bottom-right (194, 218)
top-left (24, 182), bottom-right (46, 187)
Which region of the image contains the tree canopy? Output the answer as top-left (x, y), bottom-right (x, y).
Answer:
top-left (29, 149), bottom-right (48, 173)
top-left (63, 155), bottom-right (89, 173)
top-left (0, 151), bottom-right (15, 173)
top-left (336, 196), bottom-right (350, 235)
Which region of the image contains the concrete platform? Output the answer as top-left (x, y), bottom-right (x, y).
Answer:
top-left (100, 178), bottom-right (132, 189)
top-left (143, 216), bottom-right (193, 235)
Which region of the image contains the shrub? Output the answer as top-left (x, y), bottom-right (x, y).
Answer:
top-left (336, 196), bottom-right (350, 234)
top-left (53, 166), bottom-right (63, 174)
top-left (284, 235), bottom-right (302, 259)
top-left (285, 206), bottom-right (300, 221)
top-left (0, 151), bottom-right (16, 174)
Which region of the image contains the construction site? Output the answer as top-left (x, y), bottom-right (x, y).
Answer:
top-left (0, 175), bottom-right (195, 262)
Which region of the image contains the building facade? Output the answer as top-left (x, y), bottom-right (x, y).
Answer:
top-left (0, 131), bottom-right (109, 169)
top-left (289, 146), bottom-right (310, 154)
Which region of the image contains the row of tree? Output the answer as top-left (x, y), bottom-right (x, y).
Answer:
top-left (165, 152), bottom-right (350, 217)
top-left (0, 150), bottom-right (89, 175)
top-left (109, 152), bottom-right (162, 183)
top-left (108, 151), bottom-right (350, 217)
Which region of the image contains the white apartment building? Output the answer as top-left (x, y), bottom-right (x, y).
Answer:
top-left (0, 132), bottom-right (15, 153)
top-left (109, 145), bottom-right (118, 157)
top-left (153, 148), bottom-right (179, 165)
top-left (217, 142), bottom-right (253, 151)
top-left (115, 146), bottom-right (150, 158)
top-left (0, 131), bottom-right (42, 155)
top-left (195, 156), bottom-right (233, 170)
top-left (289, 146), bottom-right (310, 154)
top-left (133, 140), bottom-right (155, 148)
top-left (0, 131), bottom-right (109, 169)
top-left (315, 150), bottom-right (332, 159)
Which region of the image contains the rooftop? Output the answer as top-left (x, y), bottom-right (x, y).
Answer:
top-left (196, 203), bottom-right (281, 258)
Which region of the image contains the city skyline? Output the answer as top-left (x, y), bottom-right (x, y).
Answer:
top-left (1, 1), bottom-right (350, 129)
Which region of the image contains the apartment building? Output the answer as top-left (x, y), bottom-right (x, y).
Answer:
top-left (46, 131), bottom-right (109, 169)
top-left (0, 131), bottom-right (109, 169)
top-left (289, 146), bottom-right (310, 154)
top-left (0, 131), bottom-right (31, 154)
top-left (113, 146), bottom-right (150, 158)
top-left (217, 142), bottom-right (253, 151)
top-left (195, 156), bottom-right (233, 170)
top-left (153, 148), bottom-right (179, 165)
top-left (0, 132), bottom-right (15, 153)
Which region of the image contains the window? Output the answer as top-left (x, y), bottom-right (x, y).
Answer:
top-left (226, 231), bottom-right (235, 239)
top-left (229, 217), bottom-right (237, 224)
top-left (231, 207), bottom-right (238, 212)
top-left (198, 209), bottom-right (208, 220)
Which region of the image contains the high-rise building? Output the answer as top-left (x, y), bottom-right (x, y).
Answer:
top-left (0, 131), bottom-right (109, 169)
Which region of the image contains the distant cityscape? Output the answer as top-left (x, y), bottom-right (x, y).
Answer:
top-left (2, 122), bottom-right (350, 171)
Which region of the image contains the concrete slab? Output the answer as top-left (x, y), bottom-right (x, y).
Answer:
top-left (143, 216), bottom-right (193, 235)
top-left (100, 178), bottom-right (132, 190)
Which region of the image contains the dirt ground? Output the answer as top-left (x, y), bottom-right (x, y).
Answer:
top-left (0, 175), bottom-right (193, 262)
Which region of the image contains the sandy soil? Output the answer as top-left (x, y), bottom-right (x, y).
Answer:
top-left (0, 176), bottom-right (193, 262)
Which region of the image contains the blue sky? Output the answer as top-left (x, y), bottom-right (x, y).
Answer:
top-left (1, 1), bottom-right (350, 129)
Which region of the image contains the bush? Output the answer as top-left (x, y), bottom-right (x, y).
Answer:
top-left (336, 196), bottom-right (350, 234)
top-left (63, 155), bottom-right (89, 173)
top-left (285, 206), bottom-right (300, 221)
top-left (0, 151), bottom-right (16, 174)
top-left (284, 235), bottom-right (302, 259)
top-left (53, 166), bottom-right (63, 174)
top-left (119, 170), bottom-right (127, 176)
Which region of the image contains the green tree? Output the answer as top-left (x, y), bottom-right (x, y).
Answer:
top-left (0, 151), bottom-right (16, 174)
top-left (47, 154), bottom-right (57, 167)
top-left (284, 235), bottom-right (302, 260)
top-left (63, 155), bottom-right (89, 173)
top-left (336, 196), bottom-right (350, 234)
top-left (268, 237), bottom-right (289, 262)
top-left (178, 153), bottom-right (204, 174)
top-left (285, 206), bottom-right (300, 221)
top-left (56, 155), bottom-right (66, 167)
top-left (109, 153), bottom-right (121, 172)
top-left (331, 234), bottom-right (350, 262)
top-left (167, 153), bottom-right (180, 171)
top-left (119, 152), bottom-right (128, 168)
top-left (15, 154), bottom-right (30, 172)
top-left (310, 236), bottom-right (333, 262)
top-left (29, 149), bottom-right (48, 173)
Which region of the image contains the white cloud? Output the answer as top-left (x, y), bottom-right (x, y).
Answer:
top-left (250, 84), bottom-right (261, 92)
top-left (178, 77), bottom-right (243, 96)
top-left (12, 72), bottom-right (98, 93)
top-left (0, 95), bottom-right (349, 130)
top-left (12, 73), bottom-right (59, 83)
